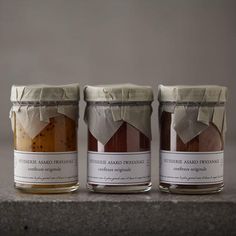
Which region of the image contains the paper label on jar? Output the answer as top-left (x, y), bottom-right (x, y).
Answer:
top-left (87, 151), bottom-right (151, 185)
top-left (14, 150), bottom-right (78, 185)
top-left (160, 150), bottom-right (224, 185)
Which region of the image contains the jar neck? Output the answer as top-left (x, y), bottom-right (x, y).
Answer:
top-left (12, 101), bottom-right (78, 107)
top-left (159, 101), bottom-right (225, 107)
top-left (87, 101), bottom-right (152, 106)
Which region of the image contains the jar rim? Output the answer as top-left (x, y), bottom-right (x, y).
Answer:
top-left (84, 84), bottom-right (153, 102)
top-left (10, 84), bottom-right (80, 102)
top-left (158, 85), bottom-right (227, 103)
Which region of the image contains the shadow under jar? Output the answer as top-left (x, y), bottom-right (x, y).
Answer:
top-left (84, 84), bottom-right (153, 193)
top-left (10, 84), bottom-right (80, 193)
top-left (158, 85), bottom-right (227, 194)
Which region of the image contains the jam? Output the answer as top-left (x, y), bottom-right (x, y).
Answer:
top-left (84, 84), bottom-right (153, 193)
top-left (10, 84), bottom-right (79, 193)
top-left (158, 85), bottom-right (227, 194)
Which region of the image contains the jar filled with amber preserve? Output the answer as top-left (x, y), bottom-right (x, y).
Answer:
top-left (10, 84), bottom-right (80, 193)
top-left (84, 84), bottom-right (153, 193)
top-left (158, 85), bottom-right (227, 194)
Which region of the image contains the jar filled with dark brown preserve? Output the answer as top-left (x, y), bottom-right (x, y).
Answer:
top-left (158, 85), bottom-right (227, 194)
top-left (10, 84), bottom-right (79, 193)
top-left (84, 84), bottom-right (153, 193)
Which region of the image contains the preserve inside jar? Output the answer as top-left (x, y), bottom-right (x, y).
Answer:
top-left (88, 122), bottom-right (150, 152)
top-left (14, 115), bottom-right (77, 152)
top-left (158, 85), bottom-right (227, 194)
top-left (84, 84), bottom-right (153, 193)
top-left (10, 84), bottom-right (79, 194)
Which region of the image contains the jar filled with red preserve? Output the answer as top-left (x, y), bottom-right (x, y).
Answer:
top-left (84, 84), bottom-right (153, 193)
top-left (158, 85), bottom-right (227, 194)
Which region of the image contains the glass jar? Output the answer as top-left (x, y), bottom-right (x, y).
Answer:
top-left (84, 84), bottom-right (153, 193)
top-left (10, 84), bottom-right (80, 193)
top-left (158, 85), bottom-right (227, 194)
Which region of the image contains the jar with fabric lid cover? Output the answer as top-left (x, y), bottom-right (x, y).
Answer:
top-left (158, 85), bottom-right (227, 194)
top-left (10, 84), bottom-right (79, 193)
top-left (84, 84), bottom-right (153, 193)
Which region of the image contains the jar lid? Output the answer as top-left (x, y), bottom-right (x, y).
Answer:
top-left (158, 85), bottom-right (227, 103)
top-left (84, 83), bottom-right (153, 102)
top-left (11, 84), bottom-right (80, 102)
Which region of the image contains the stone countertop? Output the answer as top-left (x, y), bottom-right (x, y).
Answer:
top-left (0, 141), bottom-right (235, 236)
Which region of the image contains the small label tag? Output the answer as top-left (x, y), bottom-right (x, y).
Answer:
top-left (14, 150), bottom-right (78, 185)
top-left (160, 150), bottom-right (224, 185)
top-left (87, 151), bottom-right (151, 185)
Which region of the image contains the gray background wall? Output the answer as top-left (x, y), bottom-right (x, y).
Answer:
top-left (0, 0), bottom-right (235, 145)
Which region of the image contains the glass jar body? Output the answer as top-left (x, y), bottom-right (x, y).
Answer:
top-left (87, 118), bottom-right (152, 193)
top-left (159, 106), bottom-right (224, 194)
top-left (13, 105), bottom-right (79, 193)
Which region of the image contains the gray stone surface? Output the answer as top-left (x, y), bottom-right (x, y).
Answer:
top-left (0, 141), bottom-right (235, 236)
